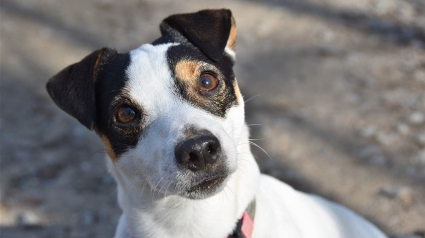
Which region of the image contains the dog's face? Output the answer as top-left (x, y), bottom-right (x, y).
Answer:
top-left (46, 9), bottom-right (245, 199)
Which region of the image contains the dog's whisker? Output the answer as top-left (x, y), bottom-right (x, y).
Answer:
top-left (236, 161), bottom-right (251, 176)
top-left (236, 142), bottom-right (251, 147)
top-left (156, 176), bottom-right (167, 198)
top-left (245, 123), bottom-right (262, 127)
top-left (151, 175), bottom-right (165, 201)
top-left (124, 178), bottom-right (138, 199)
top-left (239, 157), bottom-right (256, 167)
top-left (237, 158), bottom-right (251, 169)
top-left (248, 141), bottom-right (273, 160)
top-left (140, 180), bottom-right (149, 198)
top-left (235, 138), bottom-right (266, 147)
top-left (237, 152), bottom-right (252, 155)
top-left (163, 180), bottom-right (174, 199)
top-left (222, 188), bottom-right (230, 205)
top-left (248, 138), bottom-right (266, 141)
top-left (161, 178), bottom-right (174, 199)
top-left (225, 185), bottom-right (236, 200)
top-left (243, 94), bottom-right (261, 103)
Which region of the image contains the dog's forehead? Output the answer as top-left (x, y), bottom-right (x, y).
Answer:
top-left (126, 43), bottom-right (177, 116)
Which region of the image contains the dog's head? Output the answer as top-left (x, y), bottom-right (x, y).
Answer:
top-left (47, 9), bottom-right (245, 199)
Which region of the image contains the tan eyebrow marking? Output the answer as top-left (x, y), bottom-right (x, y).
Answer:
top-left (173, 59), bottom-right (238, 117)
top-left (174, 59), bottom-right (220, 107)
top-left (175, 60), bottom-right (200, 87)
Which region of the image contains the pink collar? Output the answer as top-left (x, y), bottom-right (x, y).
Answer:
top-left (227, 199), bottom-right (256, 238)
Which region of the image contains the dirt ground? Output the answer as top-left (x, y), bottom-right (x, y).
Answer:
top-left (1, 0), bottom-right (425, 237)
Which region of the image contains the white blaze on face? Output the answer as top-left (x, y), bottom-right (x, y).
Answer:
top-left (114, 43), bottom-right (245, 195)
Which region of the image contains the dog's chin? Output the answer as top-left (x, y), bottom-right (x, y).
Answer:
top-left (180, 176), bottom-right (228, 200)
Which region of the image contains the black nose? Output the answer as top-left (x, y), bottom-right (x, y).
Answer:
top-left (175, 134), bottom-right (221, 172)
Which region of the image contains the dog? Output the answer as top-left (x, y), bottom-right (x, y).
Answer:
top-left (46, 9), bottom-right (388, 238)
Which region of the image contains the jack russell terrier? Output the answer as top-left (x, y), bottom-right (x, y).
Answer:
top-left (46, 9), bottom-right (388, 238)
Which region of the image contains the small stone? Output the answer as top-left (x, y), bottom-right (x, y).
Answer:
top-left (376, 132), bottom-right (396, 146)
top-left (316, 46), bottom-right (339, 56)
top-left (375, 0), bottom-right (396, 15)
top-left (379, 186), bottom-right (414, 206)
top-left (414, 70), bottom-right (425, 83)
top-left (40, 28), bottom-right (52, 38)
top-left (369, 155), bottom-right (387, 165)
top-left (408, 112), bottom-right (424, 125)
top-left (379, 187), bottom-right (398, 198)
top-left (412, 39), bottom-right (425, 49)
top-left (396, 123), bottom-right (410, 136)
top-left (322, 30), bottom-right (335, 42)
top-left (358, 146), bottom-right (380, 158)
top-left (360, 125), bottom-right (376, 138)
top-left (16, 211), bottom-right (43, 228)
top-left (398, 187), bottom-right (414, 205)
top-left (406, 167), bottom-right (417, 176)
top-left (415, 134), bottom-right (425, 147)
top-left (398, 2), bottom-right (415, 21)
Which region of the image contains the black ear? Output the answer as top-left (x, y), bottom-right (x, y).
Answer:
top-left (161, 9), bottom-right (236, 62)
top-left (46, 48), bottom-right (117, 130)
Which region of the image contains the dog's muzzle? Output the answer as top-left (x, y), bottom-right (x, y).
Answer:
top-left (175, 131), bottom-right (222, 172)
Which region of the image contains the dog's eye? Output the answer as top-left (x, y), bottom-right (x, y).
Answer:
top-left (116, 106), bottom-right (136, 123)
top-left (198, 73), bottom-right (218, 92)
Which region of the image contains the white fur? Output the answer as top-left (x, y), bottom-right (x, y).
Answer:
top-left (224, 47), bottom-right (236, 61)
top-left (107, 43), bottom-right (387, 238)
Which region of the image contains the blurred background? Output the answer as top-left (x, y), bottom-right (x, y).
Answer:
top-left (1, 0), bottom-right (425, 237)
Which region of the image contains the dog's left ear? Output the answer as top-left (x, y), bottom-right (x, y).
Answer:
top-left (161, 9), bottom-right (237, 62)
top-left (46, 48), bottom-right (117, 130)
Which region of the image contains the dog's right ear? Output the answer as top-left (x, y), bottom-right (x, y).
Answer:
top-left (46, 47), bottom-right (117, 130)
top-left (160, 9), bottom-right (236, 62)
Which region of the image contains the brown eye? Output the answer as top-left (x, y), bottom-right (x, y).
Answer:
top-left (116, 106), bottom-right (136, 123)
top-left (198, 73), bottom-right (218, 92)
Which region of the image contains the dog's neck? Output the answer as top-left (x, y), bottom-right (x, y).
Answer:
top-left (108, 124), bottom-right (261, 238)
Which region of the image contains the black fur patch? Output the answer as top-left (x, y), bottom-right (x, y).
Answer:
top-left (162, 9), bottom-right (232, 62)
top-left (93, 53), bottom-right (145, 157)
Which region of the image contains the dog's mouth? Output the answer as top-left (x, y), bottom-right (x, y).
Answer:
top-left (187, 176), bottom-right (226, 194)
